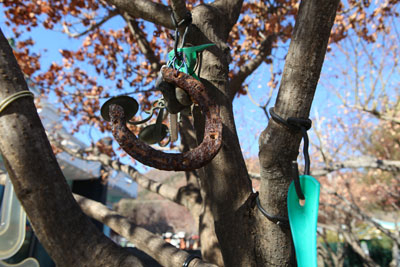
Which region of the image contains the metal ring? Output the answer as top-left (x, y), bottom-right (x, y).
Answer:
top-left (183, 254), bottom-right (200, 267)
top-left (0, 91), bottom-right (34, 114)
top-left (269, 107), bottom-right (294, 130)
top-left (255, 193), bottom-right (289, 226)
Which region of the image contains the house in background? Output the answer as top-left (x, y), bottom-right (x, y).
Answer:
top-left (0, 90), bottom-right (136, 266)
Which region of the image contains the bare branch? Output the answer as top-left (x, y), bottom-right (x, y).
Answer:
top-left (0, 29), bottom-right (143, 267)
top-left (74, 194), bottom-right (217, 267)
top-left (229, 35), bottom-right (276, 101)
top-left (244, 83), bottom-right (274, 120)
top-left (50, 135), bottom-right (201, 210)
top-left (313, 156), bottom-right (400, 177)
top-left (63, 11), bottom-right (118, 38)
top-left (351, 104), bottom-right (400, 125)
top-left (342, 232), bottom-right (379, 267)
top-left (250, 156), bottom-right (400, 179)
top-left (105, 0), bottom-right (174, 28)
top-left (325, 189), bottom-right (400, 245)
top-left (123, 16), bottom-right (162, 73)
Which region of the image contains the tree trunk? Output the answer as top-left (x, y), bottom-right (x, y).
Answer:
top-left (0, 28), bottom-right (144, 267)
top-left (188, 5), bottom-right (257, 266)
top-left (0, 0), bottom-right (341, 265)
top-left (183, 1), bottom-right (340, 265)
top-left (257, 0), bottom-right (340, 265)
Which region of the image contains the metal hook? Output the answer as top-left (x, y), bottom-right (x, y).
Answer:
top-left (290, 123), bottom-right (311, 200)
top-left (170, 11), bottom-right (191, 61)
top-left (291, 161), bottom-right (305, 200)
top-left (127, 99), bottom-right (165, 125)
top-left (269, 108), bottom-right (312, 201)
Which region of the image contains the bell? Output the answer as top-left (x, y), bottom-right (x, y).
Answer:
top-left (175, 87), bottom-right (192, 106)
top-left (156, 72), bottom-right (186, 114)
top-left (138, 124), bottom-right (169, 144)
top-left (101, 96), bottom-right (139, 121)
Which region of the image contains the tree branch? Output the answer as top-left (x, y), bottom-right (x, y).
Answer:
top-left (74, 194), bottom-right (217, 267)
top-left (340, 223), bottom-right (379, 267)
top-left (50, 135), bottom-right (201, 211)
top-left (63, 10), bottom-right (118, 38)
top-left (321, 220), bottom-right (379, 267)
top-left (229, 34), bottom-right (276, 101)
top-left (324, 189), bottom-right (400, 245)
top-left (0, 177), bottom-right (208, 267)
top-left (170, 0), bottom-right (189, 23)
top-left (256, 0), bottom-right (340, 263)
top-left (351, 104), bottom-right (400, 125)
top-left (0, 29), bottom-right (143, 267)
top-left (212, 0), bottom-right (244, 30)
top-left (250, 156), bottom-right (400, 179)
top-left (105, 0), bottom-right (174, 29)
top-left (123, 16), bottom-right (162, 73)
top-left (312, 156), bottom-right (400, 176)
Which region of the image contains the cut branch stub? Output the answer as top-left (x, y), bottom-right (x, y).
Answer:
top-left (109, 67), bottom-right (222, 171)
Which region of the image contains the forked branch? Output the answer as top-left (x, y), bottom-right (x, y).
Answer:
top-left (63, 10), bottom-right (118, 38)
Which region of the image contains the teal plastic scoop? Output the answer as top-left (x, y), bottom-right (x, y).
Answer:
top-left (287, 175), bottom-right (320, 267)
top-left (168, 44), bottom-right (215, 79)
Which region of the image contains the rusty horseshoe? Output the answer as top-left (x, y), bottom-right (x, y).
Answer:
top-left (108, 66), bottom-right (222, 171)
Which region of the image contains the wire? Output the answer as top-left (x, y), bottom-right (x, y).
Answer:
top-left (182, 254), bottom-right (200, 267)
top-left (0, 91), bottom-right (34, 114)
top-left (255, 192), bottom-right (289, 226)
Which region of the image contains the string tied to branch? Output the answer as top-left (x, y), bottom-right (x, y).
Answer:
top-left (0, 90), bottom-right (34, 114)
top-left (170, 10), bottom-right (192, 61)
top-left (269, 107), bottom-right (312, 200)
top-left (268, 107), bottom-right (320, 267)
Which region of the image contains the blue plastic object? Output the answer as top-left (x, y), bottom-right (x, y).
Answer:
top-left (287, 175), bottom-right (320, 267)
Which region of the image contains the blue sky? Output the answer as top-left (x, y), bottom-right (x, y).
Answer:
top-left (0, 12), bottom-right (340, 170)
top-left (0, 7), bottom-right (396, 174)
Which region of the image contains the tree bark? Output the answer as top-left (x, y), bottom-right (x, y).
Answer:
top-left (106, 0), bottom-right (173, 28)
top-left (257, 0), bottom-right (340, 265)
top-left (0, 28), bottom-right (144, 267)
top-left (74, 194), bottom-right (217, 267)
top-left (0, 0), bottom-right (340, 265)
top-left (186, 4), bottom-right (259, 266)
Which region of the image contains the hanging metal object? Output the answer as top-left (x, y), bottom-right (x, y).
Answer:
top-left (128, 99), bottom-right (165, 125)
top-left (106, 67), bottom-right (222, 171)
top-left (169, 113), bottom-right (179, 142)
top-left (138, 124), bottom-right (169, 144)
top-left (156, 72), bottom-right (187, 114)
top-left (101, 95), bottom-right (138, 122)
top-left (138, 108), bottom-right (169, 145)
